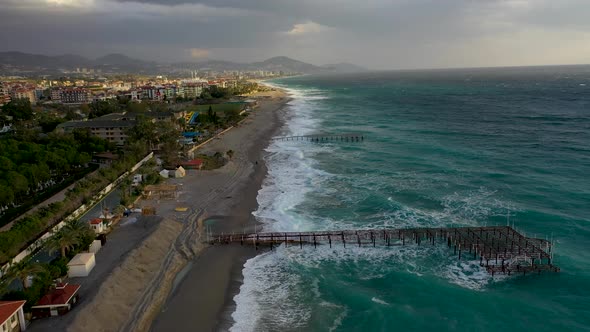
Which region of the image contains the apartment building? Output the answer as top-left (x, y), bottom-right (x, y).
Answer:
top-left (57, 115), bottom-right (137, 145)
top-left (60, 88), bottom-right (92, 104)
top-left (10, 88), bottom-right (36, 103)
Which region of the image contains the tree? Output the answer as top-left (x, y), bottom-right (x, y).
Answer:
top-left (89, 100), bottom-right (121, 119)
top-left (200, 90), bottom-right (212, 100)
top-left (226, 149), bottom-right (234, 160)
top-left (7, 172), bottom-right (28, 198)
top-left (4, 260), bottom-right (46, 290)
top-left (0, 185), bottom-right (14, 207)
top-left (2, 99), bottom-right (34, 121)
top-left (79, 104), bottom-right (90, 115)
top-left (207, 105), bottom-right (213, 119)
top-left (64, 219), bottom-right (95, 250)
top-left (45, 226), bottom-right (80, 258)
top-left (127, 102), bottom-right (148, 113)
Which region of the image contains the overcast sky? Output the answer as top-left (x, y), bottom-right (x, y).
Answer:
top-left (0, 0), bottom-right (589, 69)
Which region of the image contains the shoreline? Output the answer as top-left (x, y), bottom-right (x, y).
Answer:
top-left (30, 86), bottom-right (292, 332)
top-left (149, 87), bottom-right (290, 332)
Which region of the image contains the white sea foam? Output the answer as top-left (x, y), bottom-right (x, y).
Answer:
top-left (231, 81), bottom-right (512, 331)
top-left (328, 306), bottom-right (348, 332)
top-left (443, 259), bottom-right (507, 291)
top-left (371, 297), bottom-right (390, 305)
top-left (253, 84), bottom-right (336, 232)
top-left (232, 83), bottom-right (334, 331)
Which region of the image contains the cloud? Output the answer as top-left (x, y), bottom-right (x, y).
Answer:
top-left (188, 48), bottom-right (210, 59)
top-left (0, 0), bottom-right (259, 19)
top-left (0, 0), bottom-right (589, 68)
top-left (286, 21), bottom-right (329, 36)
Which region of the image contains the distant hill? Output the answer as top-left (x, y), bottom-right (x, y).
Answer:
top-left (184, 56), bottom-right (324, 74)
top-left (0, 51), bottom-right (365, 75)
top-left (250, 56), bottom-right (323, 73)
top-left (95, 53), bottom-right (153, 67)
top-left (0, 51), bottom-right (91, 69)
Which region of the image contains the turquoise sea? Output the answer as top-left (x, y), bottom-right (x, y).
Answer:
top-left (231, 67), bottom-right (590, 331)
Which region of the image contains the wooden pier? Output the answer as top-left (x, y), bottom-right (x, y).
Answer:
top-left (208, 226), bottom-right (559, 276)
top-left (273, 133), bottom-right (364, 143)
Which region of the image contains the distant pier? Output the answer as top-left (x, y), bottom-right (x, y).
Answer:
top-left (273, 133), bottom-right (364, 143)
top-left (208, 226), bottom-right (559, 276)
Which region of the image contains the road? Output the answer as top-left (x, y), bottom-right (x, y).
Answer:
top-left (30, 188), bottom-right (122, 264)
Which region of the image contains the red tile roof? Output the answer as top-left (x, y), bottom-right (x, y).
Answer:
top-left (0, 301), bottom-right (25, 325)
top-left (90, 218), bottom-right (102, 225)
top-left (183, 159), bottom-right (203, 166)
top-left (34, 284), bottom-right (80, 307)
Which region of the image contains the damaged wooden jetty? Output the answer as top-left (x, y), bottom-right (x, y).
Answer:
top-left (273, 133), bottom-right (364, 143)
top-left (209, 226), bottom-right (559, 276)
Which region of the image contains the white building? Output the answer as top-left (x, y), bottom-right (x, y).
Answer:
top-left (67, 253), bottom-right (96, 277)
top-left (0, 300), bottom-right (27, 332)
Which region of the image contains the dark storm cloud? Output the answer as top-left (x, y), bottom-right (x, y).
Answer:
top-left (0, 0), bottom-right (589, 68)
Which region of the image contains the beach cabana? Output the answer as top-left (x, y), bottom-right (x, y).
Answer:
top-left (88, 240), bottom-right (102, 254)
top-left (169, 166), bottom-right (186, 178)
top-left (180, 159), bottom-right (203, 170)
top-left (31, 283), bottom-right (80, 319)
top-left (89, 218), bottom-right (105, 234)
top-left (67, 253), bottom-right (96, 277)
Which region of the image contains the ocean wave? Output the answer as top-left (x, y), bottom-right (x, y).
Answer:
top-left (232, 79), bottom-right (519, 331)
top-left (253, 84), bottom-right (336, 232)
top-left (232, 243), bottom-right (497, 330)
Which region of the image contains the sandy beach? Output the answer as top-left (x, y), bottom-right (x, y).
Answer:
top-left (148, 89), bottom-right (289, 332)
top-left (45, 87), bottom-right (290, 332)
top-left (150, 89), bottom-right (289, 332)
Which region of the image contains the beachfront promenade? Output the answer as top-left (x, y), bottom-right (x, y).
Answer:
top-left (208, 226), bottom-right (559, 276)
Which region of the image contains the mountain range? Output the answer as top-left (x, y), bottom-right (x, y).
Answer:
top-left (0, 52), bottom-right (366, 75)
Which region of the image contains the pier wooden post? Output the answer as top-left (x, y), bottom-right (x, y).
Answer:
top-left (207, 226), bottom-right (557, 276)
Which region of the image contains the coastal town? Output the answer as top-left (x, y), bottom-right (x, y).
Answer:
top-left (0, 66), bottom-right (291, 331)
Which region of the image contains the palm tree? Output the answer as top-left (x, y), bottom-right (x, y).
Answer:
top-left (65, 219), bottom-right (95, 240)
top-left (4, 260), bottom-right (46, 290)
top-left (45, 227), bottom-right (80, 258)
